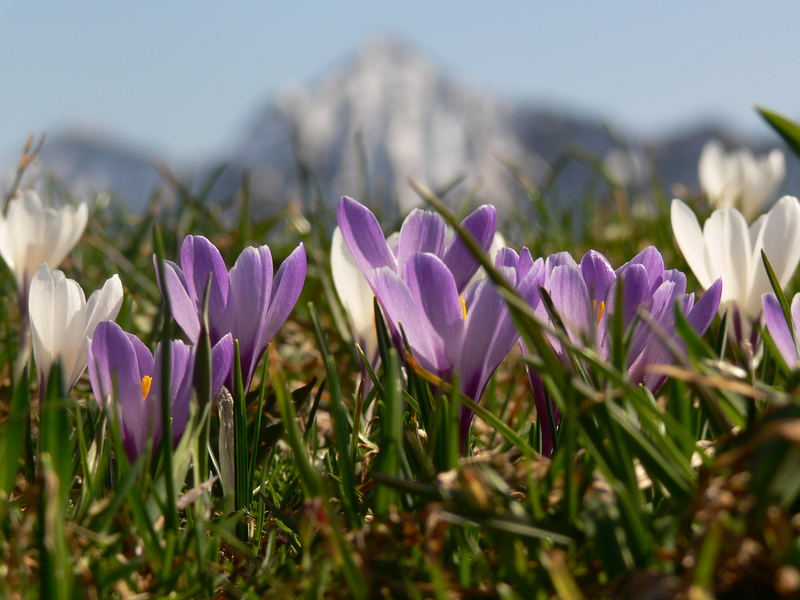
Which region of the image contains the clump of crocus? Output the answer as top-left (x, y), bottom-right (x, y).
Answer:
top-left (698, 140), bottom-right (785, 219)
top-left (157, 235), bottom-right (306, 389)
top-left (0, 190), bottom-right (88, 306)
top-left (331, 222), bottom-right (506, 367)
top-left (762, 292), bottom-right (800, 369)
top-left (671, 196), bottom-right (800, 338)
top-left (337, 196), bottom-right (540, 441)
top-left (28, 264), bottom-right (123, 394)
top-left (529, 246), bottom-right (722, 455)
top-left (87, 321), bottom-right (233, 461)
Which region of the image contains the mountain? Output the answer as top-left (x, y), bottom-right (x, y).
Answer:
top-left (2, 129), bottom-right (163, 212)
top-left (220, 38), bottom-right (545, 217)
top-left (5, 38), bottom-right (794, 217)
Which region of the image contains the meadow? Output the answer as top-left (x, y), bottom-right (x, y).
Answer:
top-left (2, 107), bottom-right (800, 599)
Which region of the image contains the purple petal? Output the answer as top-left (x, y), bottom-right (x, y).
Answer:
top-left (458, 278), bottom-right (519, 402)
top-left (763, 292), bottom-right (798, 366)
top-left (580, 250), bottom-right (616, 303)
top-left (686, 278), bottom-right (722, 336)
top-left (518, 257), bottom-right (546, 308)
top-left (495, 247), bottom-right (520, 269)
top-left (88, 321), bottom-right (152, 460)
top-left (545, 252), bottom-right (577, 275)
top-left (662, 269), bottom-right (687, 298)
top-left (371, 266), bottom-right (441, 373)
top-left (442, 204), bottom-right (497, 292)
top-left (395, 209), bottom-right (446, 268)
top-left (626, 280), bottom-right (679, 378)
top-left (546, 264), bottom-right (591, 344)
top-left (152, 340), bottom-right (194, 446)
top-left (404, 253), bottom-right (465, 371)
top-left (179, 235), bottom-right (230, 331)
top-left (262, 243), bottom-right (306, 351)
top-left (617, 263), bottom-right (651, 327)
top-left (228, 245), bottom-right (273, 386)
top-left (337, 196), bottom-right (396, 284)
top-left (514, 247), bottom-right (535, 279)
top-left (211, 334), bottom-right (234, 396)
top-left (620, 246), bottom-right (665, 290)
top-left (158, 258), bottom-right (201, 343)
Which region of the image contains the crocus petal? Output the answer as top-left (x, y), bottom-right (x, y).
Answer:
top-left (179, 235), bottom-right (231, 328)
top-left (371, 266), bottom-right (440, 373)
top-left (262, 243), bottom-right (307, 348)
top-left (337, 196), bottom-right (397, 282)
top-left (702, 207), bottom-right (751, 310)
top-left (29, 265), bottom-right (86, 386)
top-left (699, 140), bottom-right (727, 203)
top-left (158, 258), bottom-right (201, 343)
top-left (442, 204), bottom-right (497, 292)
top-left (762, 292), bottom-right (798, 367)
top-left (331, 226), bottom-right (378, 360)
top-left (88, 321), bottom-right (151, 460)
top-left (547, 264), bottom-right (591, 343)
top-left (395, 209), bottom-right (446, 268)
top-left (228, 245), bottom-right (273, 385)
top-left (458, 277), bottom-right (518, 401)
top-left (211, 334), bottom-right (234, 396)
top-left (617, 264), bottom-right (651, 327)
top-left (671, 199), bottom-right (714, 289)
top-left (623, 246), bottom-right (665, 290)
top-left (63, 273), bottom-right (123, 388)
top-left (580, 250), bottom-right (616, 303)
top-left (546, 251), bottom-right (578, 274)
top-left (745, 196), bottom-right (800, 317)
top-left (154, 340), bottom-right (194, 446)
top-left (686, 278), bottom-right (722, 335)
top-left (404, 253), bottom-right (465, 371)
top-left (791, 294), bottom-right (800, 331)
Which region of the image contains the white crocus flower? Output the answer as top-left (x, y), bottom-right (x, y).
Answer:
top-left (698, 140), bottom-right (785, 219)
top-left (671, 196), bottom-right (800, 325)
top-left (331, 226), bottom-right (378, 362)
top-left (29, 264), bottom-right (123, 390)
top-left (0, 190), bottom-right (88, 297)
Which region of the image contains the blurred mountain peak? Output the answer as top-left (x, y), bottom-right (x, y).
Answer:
top-left (5, 37), bottom-right (790, 215)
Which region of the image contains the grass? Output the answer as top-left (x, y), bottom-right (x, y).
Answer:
top-left (1, 123), bottom-right (800, 599)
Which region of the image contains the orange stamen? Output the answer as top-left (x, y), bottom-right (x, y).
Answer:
top-left (596, 300), bottom-right (606, 324)
top-left (141, 375), bottom-right (152, 399)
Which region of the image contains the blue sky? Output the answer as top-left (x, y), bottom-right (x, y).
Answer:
top-left (1, 1), bottom-right (798, 161)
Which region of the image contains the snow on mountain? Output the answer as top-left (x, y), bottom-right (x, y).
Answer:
top-left (226, 38), bottom-right (545, 216)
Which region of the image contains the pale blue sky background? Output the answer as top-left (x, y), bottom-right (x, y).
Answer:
top-left (1, 1), bottom-right (797, 161)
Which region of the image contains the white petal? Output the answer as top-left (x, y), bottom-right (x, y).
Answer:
top-left (670, 199), bottom-right (714, 289)
top-left (702, 207), bottom-right (751, 310)
top-left (66, 274), bottom-right (124, 387)
top-left (28, 264), bottom-right (57, 382)
top-left (745, 196), bottom-right (800, 317)
top-left (698, 140), bottom-right (725, 201)
top-left (331, 227), bottom-right (378, 360)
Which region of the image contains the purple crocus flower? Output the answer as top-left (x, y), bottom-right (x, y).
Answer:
top-left (337, 196), bottom-right (541, 441)
top-left (762, 292), bottom-right (800, 368)
top-left (87, 320), bottom-right (233, 461)
top-left (529, 246), bottom-right (722, 455)
top-left (157, 235), bottom-right (306, 389)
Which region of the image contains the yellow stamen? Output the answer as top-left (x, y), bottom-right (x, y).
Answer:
top-left (460, 297), bottom-right (468, 320)
top-left (141, 375), bottom-right (152, 399)
top-left (596, 300), bottom-right (606, 325)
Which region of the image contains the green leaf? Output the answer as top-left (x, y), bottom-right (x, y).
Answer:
top-left (756, 105), bottom-right (800, 157)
